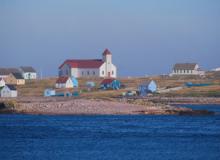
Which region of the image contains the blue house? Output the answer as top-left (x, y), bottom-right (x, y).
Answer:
top-left (100, 79), bottom-right (121, 90)
top-left (44, 89), bottom-right (56, 97)
top-left (138, 80), bottom-right (157, 96)
top-left (71, 76), bottom-right (78, 87)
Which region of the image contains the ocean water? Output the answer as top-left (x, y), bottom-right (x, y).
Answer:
top-left (0, 105), bottom-right (220, 160)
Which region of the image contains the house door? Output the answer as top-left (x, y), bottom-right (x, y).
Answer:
top-left (108, 72), bottom-right (111, 77)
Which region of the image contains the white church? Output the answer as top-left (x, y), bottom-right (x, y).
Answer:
top-left (58, 49), bottom-right (117, 78)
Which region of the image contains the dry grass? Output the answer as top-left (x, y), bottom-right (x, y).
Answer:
top-left (15, 75), bottom-right (220, 97)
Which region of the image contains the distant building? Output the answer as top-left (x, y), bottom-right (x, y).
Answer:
top-left (171, 63), bottom-right (205, 76)
top-left (5, 73), bottom-right (25, 85)
top-left (212, 67), bottom-right (220, 72)
top-left (59, 49), bottom-right (117, 78)
top-left (100, 78), bottom-right (121, 90)
top-left (138, 80), bottom-right (157, 96)
top-left (0, 68), bottom-right (20, 78)
top-left (19, 66), bottom-right (37, 80)
top-left (0, 85), bottom-right (17, 97)
top-left (55, 76), bottom-right (74, 88)
top-left (0, 78), bottom-right (5, 87)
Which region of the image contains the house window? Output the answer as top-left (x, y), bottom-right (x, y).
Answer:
top-left (82, 72), bottom-right (84, 75)
top-left (102, 71), bottom-right (104, 75)
top-left (93, 71), bottom-right (96, 75)
top-left (112, 71), bottom-right (114, 75)
top-left (87, 71), bottom-right (90, 75)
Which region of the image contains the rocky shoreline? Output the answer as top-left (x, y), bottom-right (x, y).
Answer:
top-left (0, 96), bottom-right (217, 115)
top-left (144, 97), bottom-right (220, 105)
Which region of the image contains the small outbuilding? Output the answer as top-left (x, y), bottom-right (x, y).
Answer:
top-left (0, 85), bottom-right (17, 97)
top-left (86, 81), bottom-right (96, 91)
top-left (55, 76), bottom-right (73, 88)
top-left (100, 79), bottom-right (121, 90)
top-left (0, 78), bottom-right (5, 87)
top-left (138, 80), bottom-right (157, 96)
top-left (44, 89), bottom-right (56, 97)
top-left (86, 81), bottom-right (96, 88)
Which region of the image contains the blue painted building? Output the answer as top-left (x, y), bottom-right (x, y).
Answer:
top-left (138, 80), bottom-right (157, 96)
top-left (44, 89), bottom-right (56, 97)
top-left (71, 76), bottom-right (78, 87)
top-left (100, 79), bottom-right (121, 90)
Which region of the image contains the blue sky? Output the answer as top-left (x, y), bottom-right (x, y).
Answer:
top-left (0, 0), bottom-right (219, 77)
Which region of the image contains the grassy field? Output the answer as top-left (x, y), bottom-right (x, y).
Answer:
top-left (16, 73), bottom-right (220, 97)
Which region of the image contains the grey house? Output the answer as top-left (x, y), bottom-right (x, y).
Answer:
top-left (171, 63), bottom-right (205, 76)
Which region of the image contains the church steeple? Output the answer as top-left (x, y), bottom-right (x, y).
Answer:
top-left (102, 48), bottom-right (112, 56)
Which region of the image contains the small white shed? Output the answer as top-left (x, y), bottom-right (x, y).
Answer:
top-left (55, 76), bottom-right (73, 88)
top-left (0, 85), bottom-right (17, 97)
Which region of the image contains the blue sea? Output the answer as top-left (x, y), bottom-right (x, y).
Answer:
top-left (0, 105), bottom-right (220, 160)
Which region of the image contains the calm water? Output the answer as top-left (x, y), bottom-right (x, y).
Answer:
top-left (0, 105), bottom-right (220, 160)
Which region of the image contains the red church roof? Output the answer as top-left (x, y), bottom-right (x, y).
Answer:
top-left (59, 59), bottom-right (104, 69)
top-left (102, 49), bottom-right (112, 56)
top-left (56, 76), bottom-right (69, 83)
top-left (100, 78), bottom-right (115, 85)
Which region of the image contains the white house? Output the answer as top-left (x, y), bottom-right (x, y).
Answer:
top-left (171, 63), bottom-right (205, 76)
top-left (58, 49), bottom-right (117, 78)
top-left (55, 76), bottom-right (73, 88)
top-left (0, 78), bottom-right (5, 87)
top-left (0, 85), bottom-right (17, 97)
top-left (212, 67), bottom-right (220, 72)
top-left (19, 66), bottom-right (37, 80)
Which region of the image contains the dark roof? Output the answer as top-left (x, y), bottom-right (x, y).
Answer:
top-left (0, 68), bottom-right (20, 75)
top-left (20, 66), bottom-right (36, 72)
top-left (6, 84), bottom-right (17, 91)
top-left (56, 77), bottom-right (69, 83)
top-left (59, 59), bottom-right (104, 69)
top-left (12, 73), bottom-right (24, 79)
top-left (102, 48), bottom-right (112, 56)
top-left (0, 68), bottom-right (10, 75)
top-left (173, 63), bottom-right (197, 70)
top-left (7, 68), bottom-right (20, 73)
top-left (100, 78), bottom-right (115, 85)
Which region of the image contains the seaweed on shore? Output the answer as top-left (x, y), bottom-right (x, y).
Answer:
top-left (0, 100), bottom-right (17, 114)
